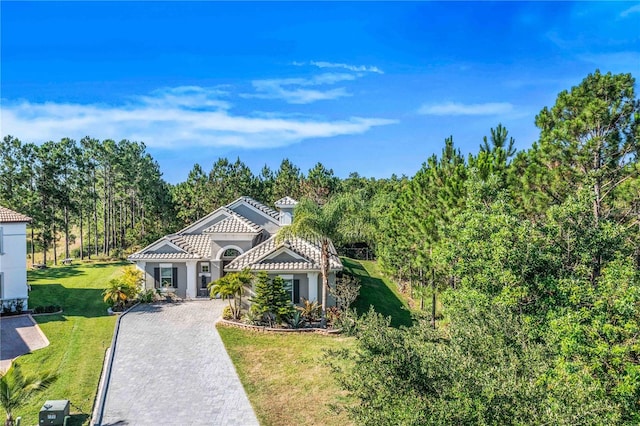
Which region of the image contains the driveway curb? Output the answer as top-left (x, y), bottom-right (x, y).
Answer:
top-left (90, 302), bottom-right (139, 426)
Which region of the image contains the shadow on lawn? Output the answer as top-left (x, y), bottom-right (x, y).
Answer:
top-left (29, 284), bottom-right (107, 319)
top-left (28, 265), bottom-right (85, 281)
top-left (342, 258), bottom-right (413, 328)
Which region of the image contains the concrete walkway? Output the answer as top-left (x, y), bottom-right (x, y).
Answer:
top-left (100, 300), bottom-right (259, 426)
top-left (0, 314), bottom-right (49, 373)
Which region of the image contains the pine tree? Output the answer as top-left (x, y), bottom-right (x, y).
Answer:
top-left (249, 272), bottom-right (294, 325)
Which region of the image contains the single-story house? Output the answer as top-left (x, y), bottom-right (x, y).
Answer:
top-left (128, 196), bottom-right (342, 305)
top-left (0, 206), bottom-right (32, 312)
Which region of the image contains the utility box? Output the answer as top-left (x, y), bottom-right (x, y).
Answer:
top-left (39, 400), bottom-right (70, 425)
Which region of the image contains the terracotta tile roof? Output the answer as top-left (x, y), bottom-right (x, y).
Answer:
top-left (203, 208), bottom-right (261, 234)
top-left (0, 206), bottom-right (32, 223)
top-left (235, 196), bottom-right (279, 220)
top-left (274, 196), bottom-right (298, 207)
top-left (224, 235), bottom-right (342, 272)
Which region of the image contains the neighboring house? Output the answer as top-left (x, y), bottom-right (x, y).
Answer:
top-left (128, 196), bottom-right (342, 305)
top-left (0, 206), bottom-right (32, 312)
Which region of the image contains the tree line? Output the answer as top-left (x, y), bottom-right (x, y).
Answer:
top-left (329, 70), bottom-right (640, 424)
top-left (0, 137), bottom-right (174, 263)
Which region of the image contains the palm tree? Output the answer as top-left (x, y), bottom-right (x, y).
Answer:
top-left (208, 269), bottom-right (252, 319)
top-left (1, 364), bottom-right (56, 426)
top-left (277, 193), bottom-right (372, 322)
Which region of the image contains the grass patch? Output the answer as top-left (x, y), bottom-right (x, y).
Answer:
top-left (2, 262), bottom-right (126, 426)
top-left (218, 325), bottom-right (354, 426)
top-left (342, 258), bottom-right (414, 327)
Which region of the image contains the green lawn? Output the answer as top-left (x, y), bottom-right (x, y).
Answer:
top-left (217, 325), bottom-right (354, 426)
top-left (342, 258), bottom-right (414, 327)
top-left (218, 258), bottom-right (415, 426)
top-left (2, 262), bottom-right (126, 426)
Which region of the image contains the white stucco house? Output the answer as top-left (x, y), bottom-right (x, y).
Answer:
top-left (0, 206), bottom-right (32, 312)
top-left (128, 196), bottom-right (342, 305)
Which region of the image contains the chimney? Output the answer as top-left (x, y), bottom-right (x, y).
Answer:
top-left (274, 196), bottom-right (298, 226)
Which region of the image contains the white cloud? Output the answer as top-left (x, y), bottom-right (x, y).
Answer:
top-left (1, 86), bottom-right (397, 149)
top-left (310, 61), bottom-right (384, 74)
top-left (620, 4), bottom-right (640, 17)
top-left (418, 102), bottom-right (514, 116)
top-left (244, 73), bottom-right (356, 104)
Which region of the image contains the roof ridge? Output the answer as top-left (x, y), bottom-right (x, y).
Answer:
top-left (234, 196), bottom-right (279, 219)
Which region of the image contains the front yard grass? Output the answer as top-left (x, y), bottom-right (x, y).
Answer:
top-left (1, 262), bottom-right (125, 426)
top-left (218, 325), bottom-right (354, 426)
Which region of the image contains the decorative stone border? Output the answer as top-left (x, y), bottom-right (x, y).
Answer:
top-left (217, 318), bottom-right (342, 335)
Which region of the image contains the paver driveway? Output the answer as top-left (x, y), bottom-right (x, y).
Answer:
top-left (100, 300), bottom-right (259, 426)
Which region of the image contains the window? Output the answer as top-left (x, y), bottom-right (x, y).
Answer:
top-left (154, 264), bottom-right (177, 289)
top-left (0, 226), bottom-right (3, 254)
top-left (161, 267), bottom-right (173, 287)
top-left (201, 263), bottom-right (209, 273)
top-left (222, 248), bottom-right (240, 258)
top-left (280, 275), bottom-right (300, 303)
top-left (221, 248), bottom-right (242, 276)
top-left (0, 272), bottom-right (3, 299)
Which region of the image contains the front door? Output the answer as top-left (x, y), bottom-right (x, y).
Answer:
top-left (198, 275), bottom-right (209, 297)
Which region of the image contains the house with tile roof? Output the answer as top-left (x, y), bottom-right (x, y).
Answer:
top-left (128, 196), bottom-right (343, 305)
top-left (0, 206), bottom-right (32, 312)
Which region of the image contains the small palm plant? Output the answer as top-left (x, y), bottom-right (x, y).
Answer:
top-left (0, 364), bottom-right (56, 426)
top-left (103, 279), bottom-right (137, 310)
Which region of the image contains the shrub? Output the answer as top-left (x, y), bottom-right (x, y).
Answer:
top-left (333, 308), bottom-right (358, 335)
top-left (331, 274), bottom-right (361, 311)
top-left (222, 305), bottom-right (233, 320)
top-left (289, 310), bottom-right (305, 329)
top-left (298, 298), bottom-right (322, 323)
top-left (32, 305), bottom-right (61, 314)
top-left (242, 308), bottom-right (261, 325)
top-left (137, 289), bottom-right (156, 303)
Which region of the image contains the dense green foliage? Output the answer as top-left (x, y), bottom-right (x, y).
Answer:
top-left (334, 70), bottom-right (640, 424)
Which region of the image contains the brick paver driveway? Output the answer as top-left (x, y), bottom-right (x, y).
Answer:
top-left (100, 300), bottom-right (258, 426)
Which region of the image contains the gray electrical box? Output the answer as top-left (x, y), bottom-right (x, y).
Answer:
top-left (39, 400), bottom-right (70, 425)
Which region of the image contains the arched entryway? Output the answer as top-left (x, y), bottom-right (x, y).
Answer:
top-left (216, 245), bottom-right (243, 277)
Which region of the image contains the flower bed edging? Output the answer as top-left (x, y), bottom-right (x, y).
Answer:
top-left (217, 318), bottom-right (342, 335)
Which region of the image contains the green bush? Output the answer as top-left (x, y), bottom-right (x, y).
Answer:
top-left (222, 305), bottom-right (234, 320)
top-left (32, 305), bottom-right (61, 314)
top-left (137, 289), bottom-right (156, 303)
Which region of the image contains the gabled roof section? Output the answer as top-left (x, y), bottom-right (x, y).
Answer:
top-left (176, 207), bottom-right (229, 235)
top-left (203, 208), bottom-right (261, 234)
top-left (274, 196), bottom-right (298, 208)
top-left (227, 196), bottom-right (280, 221)
top-left (224, 235), bottom-right (342, 272)
top-left (0, 206), bottom-right (32, 223)
top-left (128, 232), bottom-right (212, 261)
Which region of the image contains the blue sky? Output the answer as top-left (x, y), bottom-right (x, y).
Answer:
top-left (2, 1), bottom-right (639, 184)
